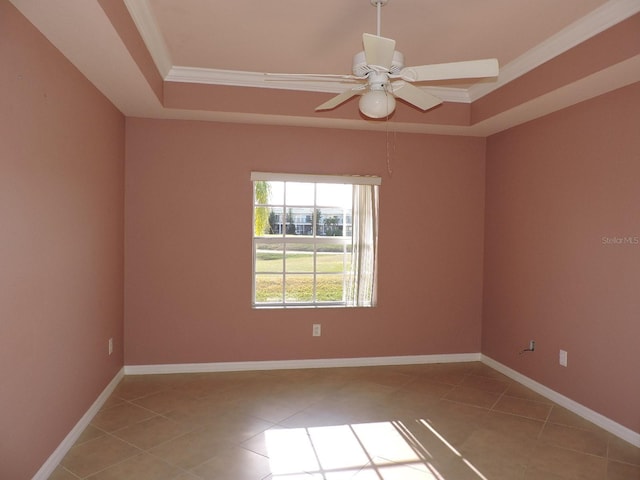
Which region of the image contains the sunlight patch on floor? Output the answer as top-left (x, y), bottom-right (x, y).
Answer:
top-left (265, 419), bottom-right (487, 479)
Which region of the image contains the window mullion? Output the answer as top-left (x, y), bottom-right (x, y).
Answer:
top-left (282, 182), bottom-right (287, 304)
top-left (282, 240), bottom-right (286, 305)
top-left (313, 183), bottom-right (317, 303)
top-left (253, 178), bottom-right (374, 308)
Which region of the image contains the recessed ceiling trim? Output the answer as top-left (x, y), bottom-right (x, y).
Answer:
top-left (159, 55), bottom-right (640, 137)
top-left (423, 87), bottom-right (472, 103)
top-left (123, 0), bottom-right (172, 77)
top-left (469, 54), bottom-right (640, 136)
top-left (131, 0), bottom-right (638, 107)
top-left (158, 109), bottom-right (479, 137)
top-left (12, 0), bottom-right (636, 137)
top-left (468, 0), bottom-right (640, 101)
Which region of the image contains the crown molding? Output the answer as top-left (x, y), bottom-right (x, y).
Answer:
top-left (469, 54), bottom-right (640, 136)
top-left (468, 0), bottom-right (640, 101)
top-left (125, 0), bottom-right (638, 107)
top-left (156, 54), bottom-right (640, 137)
top-left (123, 0), bottom-right (172, 77)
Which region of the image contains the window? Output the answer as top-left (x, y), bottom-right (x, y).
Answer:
top-left (252, 172), bottom-right (380, 308)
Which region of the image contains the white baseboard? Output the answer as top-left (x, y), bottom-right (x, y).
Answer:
top-left (32, 353), bottom-right (638, 480)
top-left (482, 355), bottom-right (640, 447)
top-left (124, 353), bottom-right (482, 375)
top-left (32, 367), bottom-right (125, 480)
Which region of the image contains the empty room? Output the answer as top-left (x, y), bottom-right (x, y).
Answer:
top-left (1, 1), bottom-right (639, 479)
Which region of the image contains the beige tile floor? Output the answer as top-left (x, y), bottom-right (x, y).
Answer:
top-left (49, 362), bottom-right (639, 480)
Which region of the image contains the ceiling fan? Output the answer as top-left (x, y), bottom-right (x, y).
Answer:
top-left (272, 0), bottom-right (499, 119)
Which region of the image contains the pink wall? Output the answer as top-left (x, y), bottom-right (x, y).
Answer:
top-left (124, 119), bottom-right (486, 365)
top-left (483, 81), bottom-right (640, 433)
top-left (0, 3), bottom-right (125, 478)
top-left (5, 3), bottom-right (638, 476)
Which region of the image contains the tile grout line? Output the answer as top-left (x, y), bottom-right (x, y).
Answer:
top-left (95, 429), bottom-right (196, 479)
top-left (488, 385), bottom-right (508, 412)
top-left (57, 363), bottom-right (638, 479)
top-left (83, 389), bottom-right (213, 479)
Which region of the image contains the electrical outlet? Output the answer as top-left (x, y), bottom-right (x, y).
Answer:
top-left (529, 340), bottom-right (536, 351)
top-left (312, 324), bottom-right (321, 337)
top-left (108, 338), bottom-right (113, 356)
top-left (559, 349), bottom-right (567, 367)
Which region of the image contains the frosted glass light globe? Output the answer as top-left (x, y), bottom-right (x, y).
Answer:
top-left (359, 90), bottom-right (396, 119)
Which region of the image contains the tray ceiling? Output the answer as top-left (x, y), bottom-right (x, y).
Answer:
top-left (9, 0), bottom-right (640, 135)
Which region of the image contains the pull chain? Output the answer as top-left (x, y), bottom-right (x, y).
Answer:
top-left (385, 127), bottom-right (395, 177)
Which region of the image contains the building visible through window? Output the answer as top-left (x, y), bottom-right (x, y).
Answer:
top-left (252, 172), bottom-right (380, 308)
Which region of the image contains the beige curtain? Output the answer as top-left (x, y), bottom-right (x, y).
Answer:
top-left (345, 184), bottom-right (379, 307)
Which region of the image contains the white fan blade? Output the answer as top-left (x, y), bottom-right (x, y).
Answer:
top-left (398, 58), bottom-right (499, 82)
top-left (265, 72), bottom-right (364, 81)
top-left (391, 81), bottom-right (442, 111)
top-left (315, 86), bottom-right (366, 111)
top-left (363, 33), bottom-right (396, 70)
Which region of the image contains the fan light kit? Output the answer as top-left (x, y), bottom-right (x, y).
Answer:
top-left (273, 0), bottom-right (499, 119)
top-left (359, 75), bottom-right (396, 118)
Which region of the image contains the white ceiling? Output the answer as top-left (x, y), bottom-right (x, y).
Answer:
top-left (10, 0), bottom-right (640, 135)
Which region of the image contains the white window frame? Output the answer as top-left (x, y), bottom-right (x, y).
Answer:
top-left (251, 172), bottom-right (381, 308)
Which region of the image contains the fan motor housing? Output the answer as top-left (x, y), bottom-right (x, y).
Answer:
top-left (352, 50), bottom-right (405, 77)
